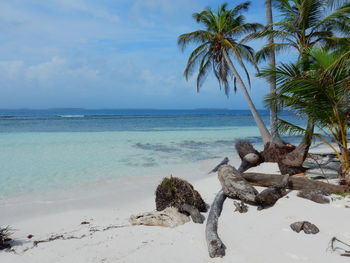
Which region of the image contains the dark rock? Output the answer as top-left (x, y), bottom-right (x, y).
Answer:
top-left (155, 176), bottom-right (208, 215)
top-left (290, 221), bottom-right (304, 233)
top-left (290, 221), bottom-right (319, 234)
top-left (297, 189), bottom-right (330, 204)
top-left (303, 222), bottom-right (320, 234)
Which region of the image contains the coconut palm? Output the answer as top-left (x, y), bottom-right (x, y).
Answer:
top-left (265, 0), bottom-right (284, 146)
top-left (260, 47), bottom-right (350, 183)
top-left (252, 0), bottom-right (350, 167)
top-left (254, 0), bottom-right (350, 69)
top-left (178, 2), bottom-right (272, 144)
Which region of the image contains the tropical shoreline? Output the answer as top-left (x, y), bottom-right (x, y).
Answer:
top-left (1, 143), bottom-right (349, 263)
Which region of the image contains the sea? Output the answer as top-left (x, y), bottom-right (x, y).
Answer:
top-left (0, 109), bottom-right (304, 197)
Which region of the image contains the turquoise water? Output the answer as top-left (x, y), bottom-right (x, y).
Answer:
top-left (0, 109), bottom-right (303, 197)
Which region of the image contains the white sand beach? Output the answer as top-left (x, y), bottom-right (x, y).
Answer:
top-left (1, 144), bottom-right (350, 263)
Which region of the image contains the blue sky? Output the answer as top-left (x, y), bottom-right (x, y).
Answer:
top-left (0, 0), bottom-right (294, 109)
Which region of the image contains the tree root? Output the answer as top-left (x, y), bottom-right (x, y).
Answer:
top-left (328, 237), bottom-right (350, 257)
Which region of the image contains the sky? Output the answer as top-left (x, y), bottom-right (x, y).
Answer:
top-left (0, 0), bottom-right (295, 109)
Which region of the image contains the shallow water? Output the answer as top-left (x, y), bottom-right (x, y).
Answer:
top-left (0, 109), bottom-right (303, 197)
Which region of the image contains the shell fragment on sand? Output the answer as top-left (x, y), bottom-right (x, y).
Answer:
top-left (129, 207), bottom-right (190, 228)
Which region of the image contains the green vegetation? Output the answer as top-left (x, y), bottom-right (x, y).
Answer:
top-left (178, 0), bottom-right (350, 184)
top-left (256, 0), bottom-right (350, 182)
top-left (178, 2), bottom-right (272, 144)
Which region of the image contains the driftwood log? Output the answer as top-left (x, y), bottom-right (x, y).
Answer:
top-left (241, 172), bottom-right (349, 193)
top-left (181, 204), bottom-right (205, 223)
top-left (218, 165), bottom-right (258, 204)
top-left (297, 189), bottom-right (331, 204)
top-left (218, 165), bottom-right (289, 208)
top-left (205, 191), bottom-right (226, 258)
top-left (206, 166), bottom-right (289, 258)
top-left (205, 160), bottom-right (349, 258)
top-left (233, 201), bottom-right (248, 213)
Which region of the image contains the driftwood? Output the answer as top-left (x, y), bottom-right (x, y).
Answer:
top-left (241, 172), bottom-right (349, 193)
top-left (233, 201), bottom-right (248, 213)
top-left (235, 141), bottom-right (263, 172)
top-left (236, 137), bottom-right (311, 175)
top-left (206, 165), bottom-right (289, 258)
top-left (255, 174), bottom-right (289, 209)
top-left (129, 207), bottom-right (190, 228)
top-left (218, 165), bottom-right (258, 204)
top-left (205, 160), bottom-right (348, 258)
top-left (205, 191), bottom-right (226, 258)
top-left (297, 189), bottom-right (331, 204)
top-left (255, 187), bottom-right (287, 209)
top-left (218, 165), bottom-right (290, 208)
top-left (209, 157), bottom-right (229, 173)
top-left (329, 237), bottom-right (350, 257)
top-left (181, 204), bottom-right (205, 224)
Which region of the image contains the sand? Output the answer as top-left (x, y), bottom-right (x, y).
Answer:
top-left (1, 145), bottom-right (350, 263)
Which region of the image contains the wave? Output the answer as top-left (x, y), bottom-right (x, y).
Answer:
top-left (57, 115), bottom-right (85, 118)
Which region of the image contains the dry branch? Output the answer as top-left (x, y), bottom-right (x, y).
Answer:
top-left (181, 204), bottom-right (205, 224)
top-left (205, 191), bottom-right (226, 258)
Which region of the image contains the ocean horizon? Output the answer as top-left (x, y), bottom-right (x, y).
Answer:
top-left (0, 109), bottom-right (304, 197)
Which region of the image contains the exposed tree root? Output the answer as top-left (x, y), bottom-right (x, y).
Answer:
top-left (328, 237), bottom-right (350, 257)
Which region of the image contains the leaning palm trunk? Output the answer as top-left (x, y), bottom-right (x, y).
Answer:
top-left (222, 50), bottom-right (272, 145)
top-left (277, 118), bottom-right (314, 174)
top-left (265, 0), bottom-right (284, 146)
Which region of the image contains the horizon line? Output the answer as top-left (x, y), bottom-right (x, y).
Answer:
top-left (0, 107), bottom-right (272, 111)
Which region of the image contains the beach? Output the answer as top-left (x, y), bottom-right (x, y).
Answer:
top-left (1, 143), bottom-right (350, 263)
top-left (1, 0), bottom-right (349, 261)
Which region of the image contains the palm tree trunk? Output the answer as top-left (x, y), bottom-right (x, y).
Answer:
top-left (274, 119), bottom-right (314, 175)
top-left (339, 144), bottom-right (350, 184)
top-left (265, 0), bottom-right (284, 146)
top-left (222, 49), bottom-right (272, 145)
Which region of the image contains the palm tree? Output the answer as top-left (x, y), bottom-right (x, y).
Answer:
top-left (260, 47), bottom-right (350, 183)
top-left (265, 0), bottom-right (284, 146)
top-left (255, 0), bottom-right (350, 70)
top-left (253, 0), bottom-right (350, 168)
top-left (178, 2), bottom-right (272, 144)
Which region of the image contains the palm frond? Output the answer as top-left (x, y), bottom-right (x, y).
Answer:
top-left (230, 1), bottom-right (251, 16)
top-left (177, 31), bottom-right (213, 51)
top-left (277, 118), bottom-right (308, 136)
top-left (255, 43), bottom-right (292, 62)
top-left (183, 42), bottom-right (210, 80)
top-left (196, 54), bottom-right (212, 92)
